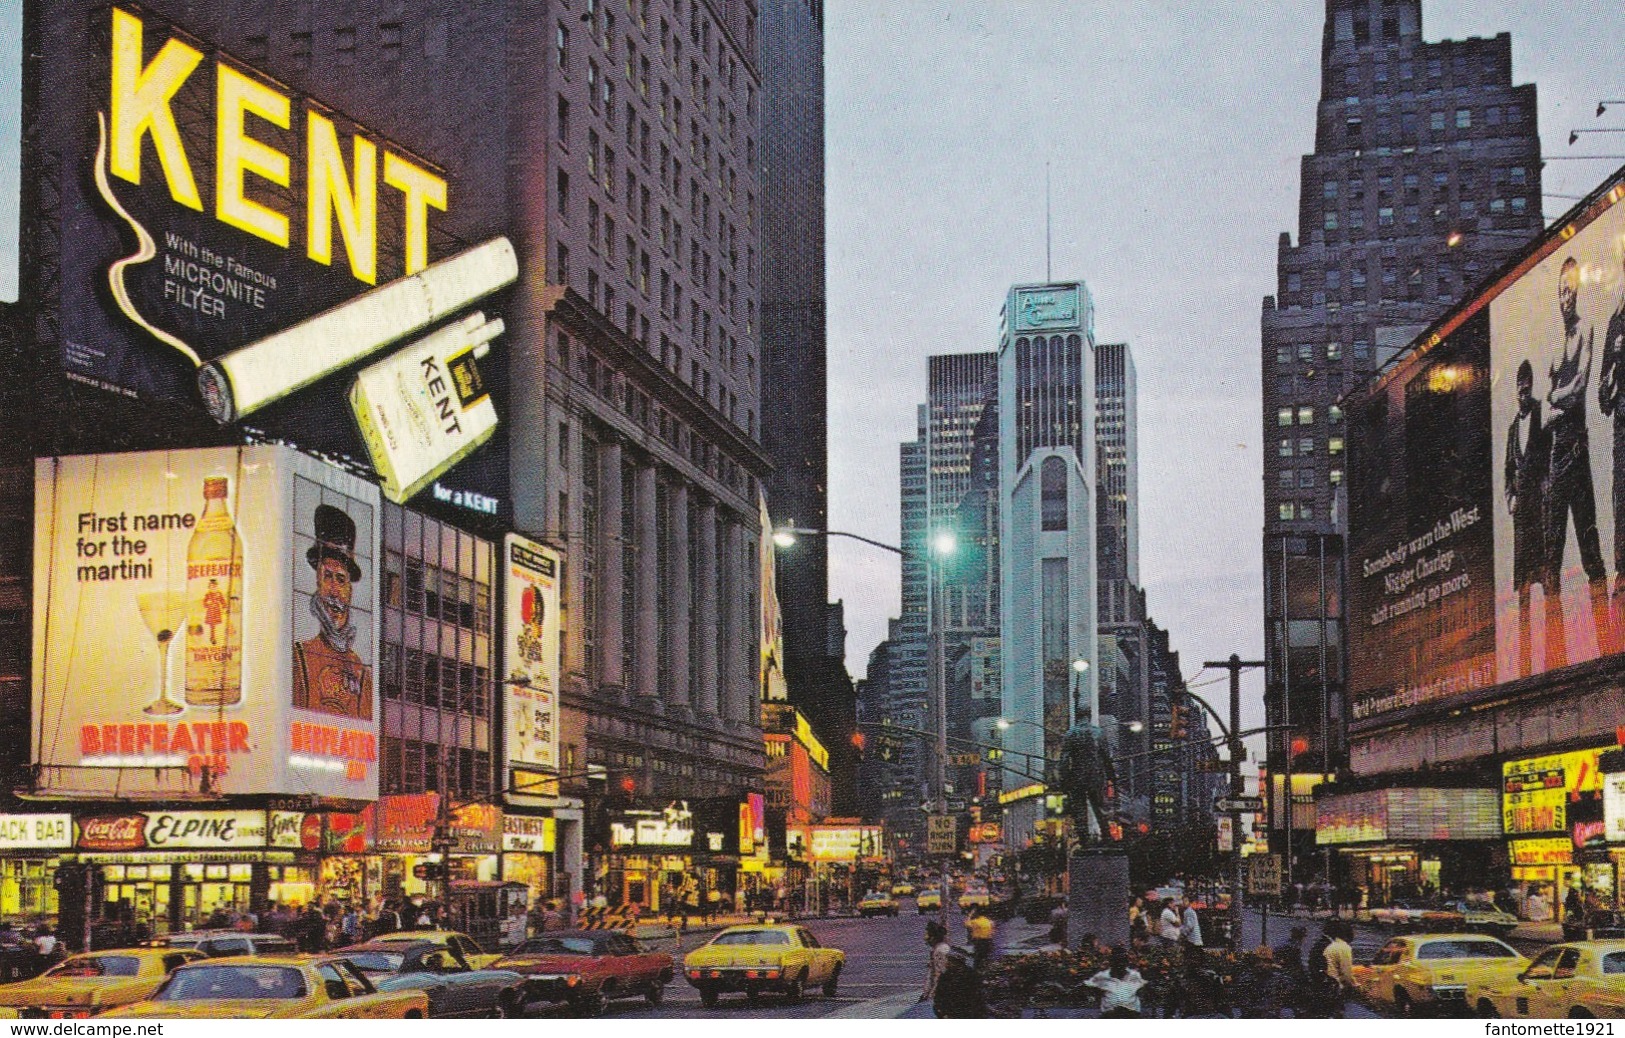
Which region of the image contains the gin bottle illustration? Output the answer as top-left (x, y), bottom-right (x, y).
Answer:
top-left (185, 476), bottom-right (244, 706)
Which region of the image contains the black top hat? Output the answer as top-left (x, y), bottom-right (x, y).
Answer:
top-left (307, 503), bottom-right (363, 582)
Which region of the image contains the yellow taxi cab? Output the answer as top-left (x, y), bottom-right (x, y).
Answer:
top-left (683, 924), bottom-right (844, 1008)
top-left (367, 931), bottom-right (500, 969)
top-left (100, 956), bottom-right (429, 1019)
top-left (858, 892), bottom-right (900, 918)
top-left (1356, 933), bottom-right (1528, 1016)
top-left (1469, 941), bottom-right (1625, 1019)
top-left (0, 948), bottom-right (202, 1019)
top-left (891, 883), bottom-right (916, 898)
top-left (916, 890), bottom-right (943, 914)
top-left (958, 884), bottom-right (991, 910)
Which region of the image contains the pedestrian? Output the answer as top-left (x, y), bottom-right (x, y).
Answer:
top-left (1129, 896), bottom-right (1149, 943)
top-left (1322, 919), bottom-right (1357, 1018)
top-left (340, 904), bottom-right (360, 945)
top-left (920, 921), bottom-right (952, 1002)
top-left (1086, 946), bottom-right (1147, 1018)
top-left (1565, 886), bottom-right (1584, 925)
top-left (1157, 898), bottom-right (1182, 946)
top-left (932, 948), bottom-right (990, 1018)
top-left (32, 926), bottom-right (57, 963)
top-left (1047, 901), bottom-right (1068, 948)
top-left (966, 908), bottom-right (995, 972)
top-left (301, 904), bottom-right (328, 952)
top-left (1180, 898), bottom-right (1204, 948)
top-left (1528, 889), bottom-right (1551, 922)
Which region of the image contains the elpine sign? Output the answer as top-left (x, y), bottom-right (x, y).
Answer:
top-left (76, 810), bottom-right (270, 851)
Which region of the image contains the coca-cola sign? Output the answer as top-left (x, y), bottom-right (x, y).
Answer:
top-left (77, 815), bottom-right (147, 851)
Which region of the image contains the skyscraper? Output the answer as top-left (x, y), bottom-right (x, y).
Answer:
top-left (758, 0), bottom-right (856, 810)
top-left (1260, 0), bottom-right (1542, 867)
top-left (997, 282), bottom-right (1098, 818)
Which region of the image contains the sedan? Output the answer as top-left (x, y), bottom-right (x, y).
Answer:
top-left (337, 940), bottom-right (526, 1018)
top-left (0, 949), bottom-right (202, 1019)
top-left (1356, 934), bottom-right (1528, 1016)
top-left (858, 893), bottom-right (899, 918)
top-left (365, 930), bottom-right (499, 969)
top-left (683, 924), bottom-right (844, 1008)
top-left (494, 930), bottom-right (673, 1016)
top-left (100, 956), bottom-right (426, 1019)
top-left (1471, 941), bottom-right (1625, 1019)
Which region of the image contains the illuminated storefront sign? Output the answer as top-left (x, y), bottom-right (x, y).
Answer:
top-left (1509, 837), bottom-right (1574, 867)
top-left (1606, 773), bottom-right (1625, 844)
top-left (77, 810), bottom-right (270, 851)
top-left (502, 815), bottom-right (556, 853)
top-left (32, 446), bottom-right (381, 799)
top-left (609, 804), bottom-right (694, 849)
top-left (786, 826), bottom-right (886, 863)
top-left (1503, 749), bottom-right (1608, 836)
top-left (0, 814), bottom-right (73, 851)
top-left (1316, 787), bottom-right (1501, 845)
top-left (503, 535), bottom-right (560, 775)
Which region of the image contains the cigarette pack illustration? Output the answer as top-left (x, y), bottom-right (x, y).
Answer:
top-left (349, 313), bottom-right (503, 504)
top-left (197, 236), bottom-right (517, 424)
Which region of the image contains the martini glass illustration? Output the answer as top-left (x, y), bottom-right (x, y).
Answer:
top-left (136, 590), bottom-right (188, 716)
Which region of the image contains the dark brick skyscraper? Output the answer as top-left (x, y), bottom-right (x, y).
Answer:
top-left (759, 0), bottom-right (857, 810)
top-left (1261, 0), bottom-right (1542, 871)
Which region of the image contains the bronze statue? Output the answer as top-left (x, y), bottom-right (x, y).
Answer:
top-left (1058, 721), bottom-right (1116, 843)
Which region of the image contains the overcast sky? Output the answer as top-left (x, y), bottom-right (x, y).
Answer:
top-left (824, 1), bottom-right (1625, 740)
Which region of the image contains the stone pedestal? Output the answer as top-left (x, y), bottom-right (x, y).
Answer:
top-left (1067, 848), bottom-right (1130, 951)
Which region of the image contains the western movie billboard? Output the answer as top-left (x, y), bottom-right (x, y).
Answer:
top-left (32, 445), bottom-right (380, 799)
top-left (37, 5), bottom-right (513, 512)
top-left (1349, 173), bottom-right (1625, 727)
top-left (503, 534), bottom-right (560, 774)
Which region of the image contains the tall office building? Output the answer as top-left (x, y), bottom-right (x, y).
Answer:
top-left (758, 0), bottom-right (855, 810)
top-left (1260, 0), bottom-right (1542, 862)
top-left (1095, 343), bottom-right (1150, 811)
top-left (997, 282), bottom-right (1098, 814)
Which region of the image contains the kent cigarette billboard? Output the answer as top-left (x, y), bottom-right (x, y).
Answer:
top-left (32, 445), bottom-right (380, 799)
top-left (1348, 170), bottom-right (1625, 727)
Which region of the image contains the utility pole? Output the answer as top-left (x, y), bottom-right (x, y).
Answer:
top-left (1204, 654), bottom-right (1264, 950)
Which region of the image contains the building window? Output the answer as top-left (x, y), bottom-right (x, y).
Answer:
top-left (1279, 469), bottom-right (1296, 490)
top-left (1297, 344), bottom-right (1315, 362)
top-left (1327, 341), bottom-right (1343, 360)
top-left (556, 96), bottom-right (570, 146)
top-left (1456, 108), bottom-right (1471, 128)
top-left (1300, 502), bottom-right (1316, 521)
top-left (1378, 206), bottom-right (1394, 226)
top-left (555, 243), bottom-right (569, 286)
top-left (1041, 456), bottom-right (1069, 531)
top-left (1324, 211), bottom-right (1339, 231)
top-left (1279, 502), bottom-right (1297, 521)
top-left (1298, 407), bottom-right (1314, 425)
top-left (1299, 438), bottom-right (1316, 456)
top-left (1279, 439), bottom-right (1294, 457)
top-left (1278, 408), bottom-right (1294, 427)
top-left (1277, 345), bottom-right (1293, 364)
top-left (1329, 436), bottom-right (1345, 455)
top-left (1299, 470), bottom-right (1316, 489)
top-left (1330, 468), bottom-right (1343, 485)
top-left (556, 169), bottom-right (569, 216)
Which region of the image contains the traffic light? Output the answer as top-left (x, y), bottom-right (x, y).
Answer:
top-left (1169, 704), bottom-right (1188, 740)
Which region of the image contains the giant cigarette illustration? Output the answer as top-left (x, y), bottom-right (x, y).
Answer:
top-left (197, 237), bottom-right (518, 424)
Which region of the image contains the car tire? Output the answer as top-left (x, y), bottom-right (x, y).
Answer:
top-left (570, 992), bottom-right (604, 1018)
top-left (1394, 990), bottom-right (1413, 1017)
top-left (404, 1011), bottom-right (424, 1020)
top-left (1571, 1009), bottom-right (1595, 1019)
top-left (646, 981), bottom-right (664, 1006)
top-left (785, 971), bottom-right (804, 1003)
top-left (822, 964), bottom-right (841, 998)
top-left (1476, 999), bottom-right (1499, 1019)
top-left (700, 987), bottom-right (719, 1008)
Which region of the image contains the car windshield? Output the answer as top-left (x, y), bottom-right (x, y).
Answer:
top-left (47, 956), bottom-right (141, 978)
top-left (517, 937), bottom-right (599, 956)
top-left (1416, 939), bottom-right (1519, 960)
top-left (341, 952), bottom-right (406, 973)
top-left (156, 966), bottom-right (307, 1001)
top-left (712, 930), bottom-right (791, 947)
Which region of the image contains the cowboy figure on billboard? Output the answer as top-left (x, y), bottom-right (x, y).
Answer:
top-left (1506, 359), bottom-right (1554, 676)
top-left (293, 503), bottom-right (374, 721)
top-left (1545, 257), bottom-right (1613, 662)
top-left (1598, 239), bottom-right (1625, 638)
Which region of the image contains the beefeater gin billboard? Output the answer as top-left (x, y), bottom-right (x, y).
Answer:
top-left (31, 444), bottom-right (380, 800)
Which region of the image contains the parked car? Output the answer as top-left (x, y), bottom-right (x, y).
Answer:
top-left (364, 930), bottom-right (499, 969)
top-left (100, 956), bottom-right (427, 1019)
top-left (147, 932), bottom-right (301, 958)
top-left (0, 949), bottom-right (202, 1019)
top-left (1470, 940), bottom-right (1625, 1019)
top-left (1447, 901), bottom-right (1520, 938)
top-left (683, 925), bottom-right (844, 1008)
top-left (858, 893), bottom-right (899, 918)
top-left (890, 883), bottom-right (916, 898)
top-left (493, 930), bottom-right (673, 1016)
top-left (915, 891), bottom-right (943, 914)
top-left (337, 940), bottom-right (525, 1018)
top-left (1356, 933), bottom-right (1528, 1016)
top-left (1564, 911), bottom-right (1625, 944)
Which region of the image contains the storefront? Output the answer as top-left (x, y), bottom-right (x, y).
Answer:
top-left (64, 809), bottom-right (321, 940)
top-left (368, 794), bottom-right (500, 901)
top-left (500, 813), bottom-right (555, 903)
top-left (0, 814), bottom-right (72, 925)
top-left (1316, 787), bottom-right (1501, 901)
top-left (1504, 747), bottom-right (1613, 919)
top-left (605, 803), bottom-right (699, 912)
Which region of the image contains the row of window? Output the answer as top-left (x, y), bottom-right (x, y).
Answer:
top-left (1276, 405), bottom-right (1346, 427)
top-left (1336, 46), bottom-right (1502, 88)
top-left (1279, 467), bottom-right (1344, 490)
top-left (1278, 501), bottom-right (1321, 522)
top-left (1323, 197), bottom-right (1528, 233)
top-left (383, 557), bottom-right (491, 632)
top-left (1276, 340), bottom-right (1370, 365)
top-left (1279, 436), bottom-right (1345, 458)
top-left (379, 645), bottom-right (494, 719)
top-left (380, 736), bottom-right (494, 799)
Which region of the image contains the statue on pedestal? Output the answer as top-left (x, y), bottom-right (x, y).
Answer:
top-left (1058, 722), bottom-right (1116, 845)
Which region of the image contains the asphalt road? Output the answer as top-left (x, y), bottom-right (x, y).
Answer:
top-left (522, 910), bottom-right (959, 1020)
